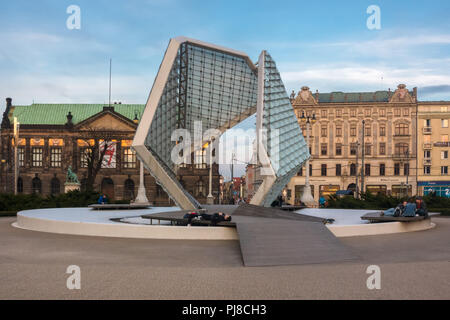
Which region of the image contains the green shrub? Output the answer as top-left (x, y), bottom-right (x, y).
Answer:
top-left (0, 190), bottom-right (102, 212)
top-left (327, 191), bottom-right (450, 211)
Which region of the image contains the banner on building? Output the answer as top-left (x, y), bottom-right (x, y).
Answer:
top-left (100, 140), bottom-right (117, 168)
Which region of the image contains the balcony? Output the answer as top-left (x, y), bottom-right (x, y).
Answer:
top-left (423, 127), bottom-right (432, 134)
top-left (423, 143), bottom-right (432, 150)
top-left (392, 153), bottom-right (415, 161)
top-left (423, 158), bottom-right (432, 165)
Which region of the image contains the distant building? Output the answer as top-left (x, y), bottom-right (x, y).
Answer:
top-left (417, 101), bottom-right (450, 196)
top-left (0, 99), bottom-right (220, 204)
top-left (287, 84), bottom-right (418, 204)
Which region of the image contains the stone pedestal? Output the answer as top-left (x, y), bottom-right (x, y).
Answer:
top-left (64, 182), bottom-right (81, 193)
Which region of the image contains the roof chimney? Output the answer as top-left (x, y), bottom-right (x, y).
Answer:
top-left (6, 97), bottom-right (12, 108)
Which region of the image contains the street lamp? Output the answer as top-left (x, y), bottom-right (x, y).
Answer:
top-left (205, 141), bottom-right (215, 205)
top-left (299, 111), bottom-right (316, 206)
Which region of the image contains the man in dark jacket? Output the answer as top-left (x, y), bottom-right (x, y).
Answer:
top-left (415, 197), bottom-right (428, 217)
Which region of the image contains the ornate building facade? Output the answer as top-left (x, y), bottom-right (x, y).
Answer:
top-left (0, 99), bottom-right (220, 205)
top-left (286, 84), bottom-right (418, 204)
top-left (417, 101), bottom-right (450, 196)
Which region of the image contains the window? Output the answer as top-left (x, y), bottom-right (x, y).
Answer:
top-left (124, 179), bottom-right (135, 200)
top-left (32, 177), bottom-right (42, 194)
top-left (321, 164), bottom-right (327, 176)
top-left (335, 143), bottom-right (342, 156)
top-left (365, 125), bottom-right (371, 137)
top-left (442, 135), bottom-right (449, 142)
top-left (395, 143), bottom-right (409, 156)
top-left (350, 125), bottom-right (357, 137)
top-left (350, 163), bottom-right (357, 176)
top-left (395, 123), bottom-right (409, 136)
top-left (50, 148), bottom-right (62, 168)
top-left (424, 150), bottom-right (431, 158)
top-left (321, 110), bottom-right (327, 118)
top-left (336, 109), bottom-right (342, 118)
top-left (321, 144), bottom-right (327, 156)
top-left (425, 119), bottom-right (431, 127)
top-left (297, 166), bottom-right (303, 176)
top-left (403, 108), bottom-right (409, 116)
top-left (441, 151), bottom-right (448, 160)
top-left (18, 147), bottom-right (25, 167)
top-left (394, 163), bottom-right (400, 176)
top-left (379, 143), bottom-right (386, 155)
top-left (441, 166), bottom-right (448, 175)
top-left (309, 164), bottom-right (312, 176)
top-left (321, 125), bottom-right (327, 137)
top-left (365, 164), bottom-right (371, 176)
top-left (80, 148), bottom-right (91, 168)
top-left (394, 108), bottom-right (401, 116)
top-left (195, 180), bottom-right (206, 197)
top-left (350, 143), bottom-right (358, 155)
top-left (336, 164), bottom-right (341, 176)
top-left (404, 163), bottom-right (410, 176)
top-left (379, 125), bottom-right (386, 136)
top-left (51, 177), bottom-right (60, 195)
top-left (379, 108), bottom-right (386, 117)
top-left (336, 126), bottom-right (342, 137)
top-left (441, 106), bottom-right (448, 112)
top-left (442, 119), bottom-right (449, 128)
top-left (365, 109), bottom-right (371, 117)
top-left (17, 177), bottom-right (23, 193)
top-left (424, 166), bottom-right (431, 175)
top-left (380, 164), bottom-right (385, 176)
top-left (123, 148), bottom-right (136, 168)
top-left (364, 145), bottom-right (371, 156)
top-left (31, 147), bottom-right (43, 167)
top-left (350, 108), bottom-right (357, 117)
top-left (194, 149), bottom-right (206, 168)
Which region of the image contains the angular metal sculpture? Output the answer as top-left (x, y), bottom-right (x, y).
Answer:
top-left (132, 37), bottom-right (309, 210)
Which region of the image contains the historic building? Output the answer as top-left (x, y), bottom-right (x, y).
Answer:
top-left (0, 98), bottom-right (220, 205)
top-left (417, 101), bottom-right (450, 196)
top-left (286, 84), bottom-right (418, 204)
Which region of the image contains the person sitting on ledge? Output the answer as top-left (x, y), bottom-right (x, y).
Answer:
top-left (97, 194), bottom-right (108, 205)
top-left (415, 197), bottom-right (428, 217)
top-left (401, 198), bottom-right (417, 217)
top-left (382, 200), bottom-right (407, 217)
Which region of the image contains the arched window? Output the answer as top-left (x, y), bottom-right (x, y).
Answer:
top-left (395, 143), bottom-right (409, 156)
top-left (51, 177), bottom-right (60, 195)
top-left (156, 184), bottom-right (167, 198)
top-left (32, 177), bottom-right (42, 194)
top-left (195, 180), bottom-right (205, 197)
top-left (17, 177), bottom-right (23, 193)
top-left (395, 123), bottom-right (409, 136)
top-left (124, 179), bottom-right (135, 200)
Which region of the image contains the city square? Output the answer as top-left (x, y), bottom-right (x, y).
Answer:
top-left (0, 0), bottom-right (449, 307)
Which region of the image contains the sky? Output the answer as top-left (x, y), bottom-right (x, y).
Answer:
top-left (1, 0), bottom-right (449, 179)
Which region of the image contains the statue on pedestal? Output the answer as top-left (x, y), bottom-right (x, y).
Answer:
top-left (65, 166), bottom-right (81, 193)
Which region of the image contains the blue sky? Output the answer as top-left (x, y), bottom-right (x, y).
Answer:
top-left (1, 0), bottom-right (449, 179)
top-left (0, 0), bottom-right (449, 111)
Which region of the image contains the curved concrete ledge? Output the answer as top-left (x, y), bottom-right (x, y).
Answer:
top-left (14, 209), bottom-right (238, 240)
top-left (327, 219), bottom-right (436, 237)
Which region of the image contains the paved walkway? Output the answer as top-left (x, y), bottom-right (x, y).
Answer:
top-left (0, 216), bottom-right (449, 299)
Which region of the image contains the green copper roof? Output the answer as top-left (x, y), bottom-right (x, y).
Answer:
top-left (9, 103), bottom-right (145, 125)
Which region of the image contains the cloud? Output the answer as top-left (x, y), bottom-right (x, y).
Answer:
top-left (419, 85), bottom-right (450, 95)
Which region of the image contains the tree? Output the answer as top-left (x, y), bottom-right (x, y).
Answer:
top-left (78, 127), bottom-right (116, 191)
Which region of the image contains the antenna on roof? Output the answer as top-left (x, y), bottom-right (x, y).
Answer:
top-left (108, 58), bottom-right (112, 107)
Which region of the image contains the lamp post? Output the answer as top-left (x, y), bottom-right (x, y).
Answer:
top-left (1, 159), bottom-right (6, 193)
top-left (206, 141), bottom-right (214, 205)
top-left (135, 161), bottom-right (150, 204)
top-left (300, 111), bottom-right (316, 206)
top-left (13, 117), bottom-right (20, 195)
